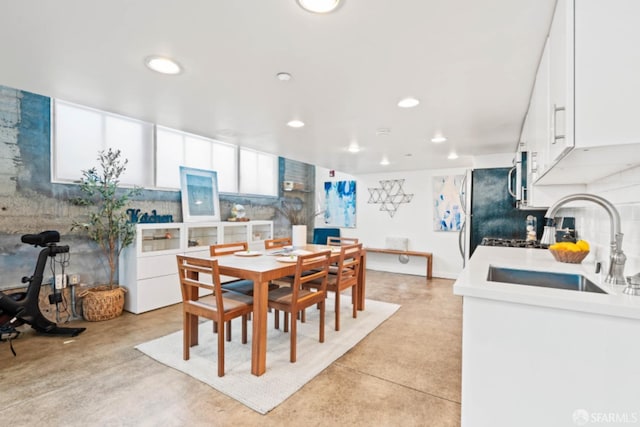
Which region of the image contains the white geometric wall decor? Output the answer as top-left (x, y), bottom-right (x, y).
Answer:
top-left (367, 179), bottom-right (414, 217)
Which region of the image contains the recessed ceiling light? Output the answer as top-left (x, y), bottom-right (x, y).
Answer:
top-left (397, 97), bottom-right (420, 108)
top-left (144, 56), bottom-right (182, 75)
top-left (448, 152), bottom-right (459, 160)
top-left (380, 157), bottom-right (390, 166)
top-left (347, 143), bottom-right (361, 153)
top-left (287, 120), bottom-right (305, 128)
top-left (297, 0), bottom-right (341, 13)
top-left (431, 135), bottom-right (447, 143)
top-left (276, 72), bottom-right (292, 81)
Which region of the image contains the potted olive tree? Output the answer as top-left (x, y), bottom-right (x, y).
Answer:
top-left (72, 148), bottom-right (140, 321)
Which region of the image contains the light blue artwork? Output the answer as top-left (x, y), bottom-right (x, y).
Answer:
top-left (324, 180), bottom-right (357, 228)
top-left (433, 175), bottom-right (465, 232)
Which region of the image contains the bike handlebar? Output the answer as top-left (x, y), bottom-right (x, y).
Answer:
top-left (49, 245), bottom-right (69, 255)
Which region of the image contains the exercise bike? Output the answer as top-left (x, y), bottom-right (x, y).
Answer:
top-left (0, 231), bottom-right (86, 350)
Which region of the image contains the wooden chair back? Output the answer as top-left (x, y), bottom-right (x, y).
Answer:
top-left (327, 236), bottom-right (359, 246)
top-left (334, 243), bottom-right (363, 288)
top-left (291, 251), bottom-right (332, 304)
top-left (176, 255), bottom-right (223, 307)
top-left (264, 237), bottom-right (292, 249)
top-left (209, 241), bottom-right (248, 256)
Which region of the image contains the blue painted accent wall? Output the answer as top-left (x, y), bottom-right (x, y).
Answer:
top-left (0, 85), bottom-right (316, 289)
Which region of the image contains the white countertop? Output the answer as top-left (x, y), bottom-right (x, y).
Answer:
top-left (453, 246), bottom-right (640, 320)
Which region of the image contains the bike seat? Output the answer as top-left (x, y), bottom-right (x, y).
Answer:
top-left (21, 230), bottom-right (60, 247)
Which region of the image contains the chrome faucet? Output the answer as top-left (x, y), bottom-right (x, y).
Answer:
top-left (540, 193), bottom-right (627, 286)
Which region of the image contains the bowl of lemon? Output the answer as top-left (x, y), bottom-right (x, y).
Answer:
top-left (548, 240), bottom-right (590, 264)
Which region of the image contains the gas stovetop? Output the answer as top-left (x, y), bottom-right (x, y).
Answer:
top-left (481, 237), bottom-right (544, 249)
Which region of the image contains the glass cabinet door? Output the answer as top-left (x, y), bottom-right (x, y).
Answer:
top-left (187, 224), bottom-right (219, 249)
top-left (140, 225), bottom-right (182, 254)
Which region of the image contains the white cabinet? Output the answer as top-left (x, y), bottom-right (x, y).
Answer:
top-left (546, 0), bottom-right (572, 167)
top-left (120, 220), bottom-right (273, 313)
top-left (119, 223), bottom-right (183, 314)
top-left (532, 0), bottom-right (640, 185)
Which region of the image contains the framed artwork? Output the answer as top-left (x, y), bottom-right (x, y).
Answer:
top-left (323, 180), bottom-right (356, 228)
top-left (433, 174), bottom-right (465, 231)
top-left (180, 166), bottom-right (221, 222)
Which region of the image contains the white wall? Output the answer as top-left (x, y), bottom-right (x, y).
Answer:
top-left (316, 166), bottom-right (469, 279)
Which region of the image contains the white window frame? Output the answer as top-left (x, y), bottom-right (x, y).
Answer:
top-left (155, 126), bottom-right (239, 193)
top-left (51, 99), bottom-right (154, 187)
top-left (52, 99), bottom-right (280, 196)
top-left (239, 147), bottom-right (279, 197)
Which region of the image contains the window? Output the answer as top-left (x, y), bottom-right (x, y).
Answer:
top-left (156, 126), bottom-right (238, 192)
top-left (239, 148), bottom-right (278, 196)
top-left (53, 100), bottom-right (278, 196)
top-left (53, 100), bottom-right (154, 187)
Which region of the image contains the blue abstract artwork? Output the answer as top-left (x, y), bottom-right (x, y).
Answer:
top-left (324, 180), bottom-right (357, 228)
top-left (433, 175), bottom-right (465, 232)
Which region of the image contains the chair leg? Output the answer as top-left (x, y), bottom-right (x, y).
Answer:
top-left (274, 309), bottom-right (280, 330)
top-left (218, 320), bottom-right (225, 377)
top-left (213, 321), bottom-right (218, 333)
top-left (335, 291), bottom-right (341, 332)
top-left (242, 314), bottom-right (248, 344)
top-left (183, 312), bottom-right (190, 360)
top-left (284, 312), bottom-right (289, 333)
top-left (290, 311), bottom-right (297, 363)
top-left (319, 300), bottom-right (325, 343)
top-left (352, 285), bottom-right (358, 319)
top-left (226, 320), bottom-right (232, 342)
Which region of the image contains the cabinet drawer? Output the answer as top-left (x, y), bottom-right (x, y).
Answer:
top-left (137, 256), bottom-right (179, 280)
top-left (127, 274), bottom-right (181, 314)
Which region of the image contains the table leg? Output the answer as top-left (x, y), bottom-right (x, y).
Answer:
top-left (251, 280), bottom-right (269, 376)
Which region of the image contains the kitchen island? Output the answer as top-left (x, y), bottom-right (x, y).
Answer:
top-left (453, 246), bottom-right (640, 427)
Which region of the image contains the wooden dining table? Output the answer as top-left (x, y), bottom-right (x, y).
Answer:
top-left (207, 244), bottom-right (367, 376)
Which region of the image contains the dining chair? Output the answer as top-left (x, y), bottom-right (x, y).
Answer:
top-left (264, 237), bottom-right (293, 327)
top-left (267, 250), bottom-right (331, 363)
top-left (303, 243), bottom-right (362, 331)
top-left (209, 242), bottom-right (279, 296)
top-left (312, 227), bottom-right (340, 245)
top-left (264, 237), bottom-right (292, 250)
top-left (327, 236), bottom-right (359, 246)
top-left (176, 255), bottom-right (253, 377)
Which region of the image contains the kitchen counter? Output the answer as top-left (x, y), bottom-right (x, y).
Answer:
top-left (453, 246), bottom-right (640, 427)
top-left (454, 245), bottom-right (640, 319)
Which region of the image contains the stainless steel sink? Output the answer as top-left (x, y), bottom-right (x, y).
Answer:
top-left (487, 266), bottom-right (606, 294)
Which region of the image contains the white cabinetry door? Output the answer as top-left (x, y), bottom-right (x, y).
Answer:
top-left (532, 41), bottom-right (550, 177)
top-left (535, 0), bottom-right (640, 186)
top-left (547, 0), bottom-right (573, 165)
top-left (574, 0), bottom-right (640, 147)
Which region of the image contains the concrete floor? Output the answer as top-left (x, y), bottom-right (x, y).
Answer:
top-left (0, 270), bottom-right (462, 427)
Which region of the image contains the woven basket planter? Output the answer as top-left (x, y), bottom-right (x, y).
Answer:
top-left (80, 286), bottom-right (126, 321)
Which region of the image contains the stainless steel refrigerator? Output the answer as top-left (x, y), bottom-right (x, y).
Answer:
top-left (459, 167), bottom-right (547, 264)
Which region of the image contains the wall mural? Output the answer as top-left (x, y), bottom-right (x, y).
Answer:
top-left (323, 180), bottom-right (356, 228)
top-left (367, 179), bottom-right (413, 217)
top-left (433, 175), bottom-right (465, 231)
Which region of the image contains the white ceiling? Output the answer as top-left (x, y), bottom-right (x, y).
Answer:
top-left (0, 0), bottom-right (556, 175)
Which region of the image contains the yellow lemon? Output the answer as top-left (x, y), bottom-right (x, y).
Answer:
top-left (576, 240), bottom-right (590, 252)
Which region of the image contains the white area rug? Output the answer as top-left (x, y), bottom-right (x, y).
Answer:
top-left (135, 298), bottom-right (400, 414)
